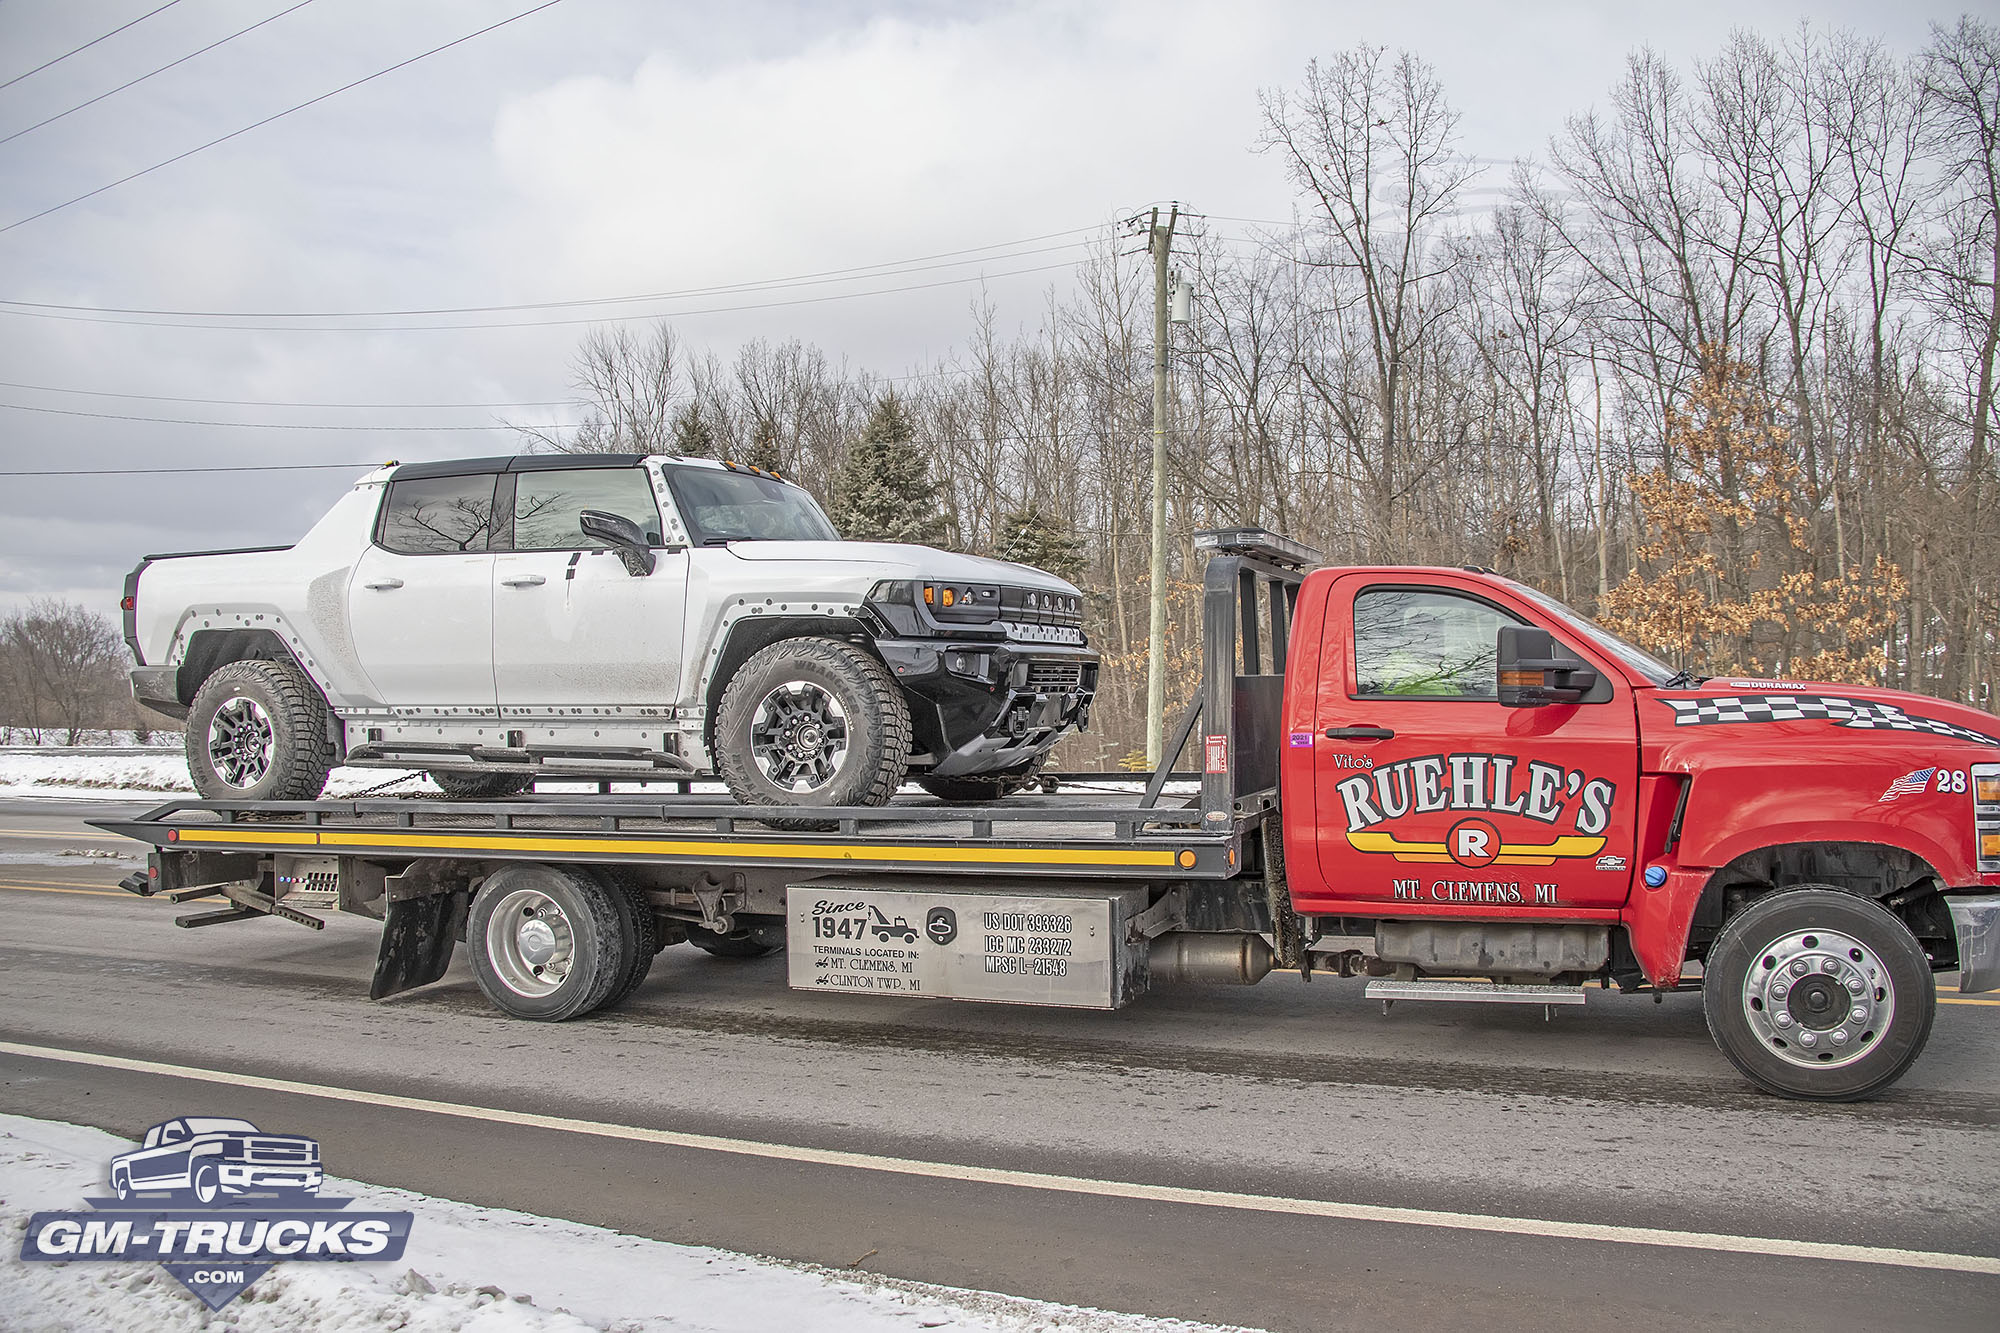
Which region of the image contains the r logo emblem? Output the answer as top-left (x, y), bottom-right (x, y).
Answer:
top-left (1447, 817), bottom-right (1502, 868)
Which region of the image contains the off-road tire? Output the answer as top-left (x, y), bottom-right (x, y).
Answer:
top-left (429, 771), bottom-right (535, 799)
top-left (588, 868), bottom-right (660, 1008)
top-left (186, 659), bottom-right (335, 802)
top-left (916, 763), bottom-right (1043, 803)
top-left (1703, 886), bottom-right (1935, 1101)
top-left (686, 923), bottom-right (780, 958)
top-left (191, 1163), bottom-right (221, 1205)
top-left (714, 637), bottom-right (912, 831)
top-left (468, 864), bottom-right (628, 1021)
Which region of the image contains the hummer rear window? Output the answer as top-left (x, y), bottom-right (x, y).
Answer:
top-left (377, 474), bottom-right (501, 554)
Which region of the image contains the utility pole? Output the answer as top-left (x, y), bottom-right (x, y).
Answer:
top-left (1145, 204), bottom-right (1179, 769)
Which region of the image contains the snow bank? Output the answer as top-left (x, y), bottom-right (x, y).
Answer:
top-left (1, 1114), bottom-right (1254, 1332)
top-left (0, 752), bottom-right (427, 802)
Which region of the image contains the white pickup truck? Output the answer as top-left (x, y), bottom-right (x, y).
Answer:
top-left (124, 454), bottom-right (1097, 822)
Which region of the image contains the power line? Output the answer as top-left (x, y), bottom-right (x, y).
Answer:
top-left (0, 462), bottom-right (388, 477)
top-left (0, 401), bottom-right (575, 431)
top-left (0, 0), bottom-right (565, 236)
top-left (0, 379), bottom-right (567, 410)
top-left (0, 2), bottom-right (317, 149)
top-left (0, 226), bottom-right (1101, 319)
top-left (0, 2), bottom-right (184, 93)
top-left (0, 257), bottom-right (1088, 332)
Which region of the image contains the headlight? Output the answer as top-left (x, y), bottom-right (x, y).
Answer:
top-left (922, 582), bottom-right (1001, 623)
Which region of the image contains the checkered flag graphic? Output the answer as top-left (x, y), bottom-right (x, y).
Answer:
top-left (1659, 694), bottom-right (2000, 747)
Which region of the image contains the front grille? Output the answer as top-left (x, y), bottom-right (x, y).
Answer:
top-left (247, 1139), bottom-right (316, 1163)
top-left (1024, 662), bottom-right (1085, 693)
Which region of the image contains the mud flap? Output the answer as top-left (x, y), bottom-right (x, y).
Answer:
top-left (369, 892), bottom-right (468, 1000)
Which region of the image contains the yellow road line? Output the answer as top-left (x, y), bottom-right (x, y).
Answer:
top-left (0, 883), bottom-right (138, 899)
top-left (1, 877), bottom-right (132, 890)
top-left (1938, 997), bottom-right (2000, 1007)
top-left (173, 825), bottom-right (1181, 868)
top-left (1, 1039), bottom-right (1994, 1276)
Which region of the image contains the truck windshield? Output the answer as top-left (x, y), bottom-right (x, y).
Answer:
top-left (1505, 582), bottom-right (1679, 686)
top-left (663, 466), bottom-right (839, 544)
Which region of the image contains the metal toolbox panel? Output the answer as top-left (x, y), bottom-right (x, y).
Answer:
top-left (786, 881), bottom-right (1147, 1009)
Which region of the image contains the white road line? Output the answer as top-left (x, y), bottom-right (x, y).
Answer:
top-left (3, 1040), bottom-right (1995, 1277)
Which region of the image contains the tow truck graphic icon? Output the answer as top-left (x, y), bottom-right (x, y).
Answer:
top-left (868, 906), bottom-right (919, 943)
top-left (109, 1117), bottom-right (323, 1203)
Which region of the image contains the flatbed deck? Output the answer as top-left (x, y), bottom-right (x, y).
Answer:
top-left (92, 788), bottom-right (1246, 881)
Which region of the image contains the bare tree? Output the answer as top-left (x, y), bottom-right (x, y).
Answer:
top-left (2, 599), bottom-right (125, 744)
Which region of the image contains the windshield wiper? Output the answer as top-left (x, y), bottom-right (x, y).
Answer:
top-left (1661, 669), bottom-right (1705, 689)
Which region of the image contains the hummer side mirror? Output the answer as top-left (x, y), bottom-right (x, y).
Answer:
top-left (1496, 625), bottom-right (1599, 708)
top-left (579, 509), bottom-right (656, 577)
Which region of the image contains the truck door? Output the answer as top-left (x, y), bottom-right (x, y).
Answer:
top-left (348, 471), bottom-right (499, 714)
top-left (491, 464), bottom-right (688, 736)
top-left (1310, 574), bottom-right (1639, 912)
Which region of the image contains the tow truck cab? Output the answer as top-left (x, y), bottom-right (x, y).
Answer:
top-left (1280, 564), bottom-right (2000, 993)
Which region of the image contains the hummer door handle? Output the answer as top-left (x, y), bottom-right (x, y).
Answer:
top-left (501, 574), bottom-right (547, 588)
top-left (362, 577), bottom-right (403, 590)
top-left (1325, 725), bottom-right (1395, 740)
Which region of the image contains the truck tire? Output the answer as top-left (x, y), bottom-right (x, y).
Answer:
top-left (588, 869), bottom-right (660, 1008)
top-left (1703, 886), bottom-right (1935, 1101)
top-left (192, 1163), bottom-right (221, 1205)
top-left (468, 864), bottom-right (628, 1020)
top-left (714, 637), bottom-right (912, 831)
top-left (429, 771), bottom-right (535, 799)
top-left (686, 924), bottom-right (779, 958)
top-left (186, 659), bottom-right (335, 802)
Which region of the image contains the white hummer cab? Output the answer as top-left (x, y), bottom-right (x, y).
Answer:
top-left (124, 454), bottom-right (1097, 823)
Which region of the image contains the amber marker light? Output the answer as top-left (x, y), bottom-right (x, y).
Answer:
top-left (1982, 832), bottom-right (2000, 859)
top-left (1976, 775), bottom-right (2000, 804)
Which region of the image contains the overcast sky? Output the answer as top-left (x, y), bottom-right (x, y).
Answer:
top-left (0, 0), bottom-right (1966, 617)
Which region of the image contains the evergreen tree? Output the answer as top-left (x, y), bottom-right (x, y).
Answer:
top-left (831, 394), bottom-right (945, 543)
top-left (740, 415), bottom-right (785, 473)
top-left (993, 508), bottom-right (1084, 582)
top-left (671, 404), bottom-right (715, 458)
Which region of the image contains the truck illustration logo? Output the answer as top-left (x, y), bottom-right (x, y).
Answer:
top-left (21, 1113), bottom-right (412, 1313)
top-left (109, 1117), bottom-right (323, 1204)
top-left (868, 906), bottom-right (920, 943)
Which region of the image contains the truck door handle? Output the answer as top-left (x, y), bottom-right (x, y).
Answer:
top-left (1325, 725), bottom-right (1395, 740)
top-left (500, 574), bottom-right (547, 588)
top-left (362, 577), bottom-right (403, 591)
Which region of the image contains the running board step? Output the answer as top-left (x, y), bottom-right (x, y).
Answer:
top-left (1366, 979), bottom-right (1587, 1019)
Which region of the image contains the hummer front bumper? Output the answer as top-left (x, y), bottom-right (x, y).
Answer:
top-left (1947, 894), bottom-right (2000, 993)
top-left (875, 639), bottom-right (1098, 778)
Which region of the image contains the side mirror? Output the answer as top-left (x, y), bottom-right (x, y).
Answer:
top-left (579, 509), bottom-right (656, 577)
top-left (1496, 625), bottom-right (1600, 708)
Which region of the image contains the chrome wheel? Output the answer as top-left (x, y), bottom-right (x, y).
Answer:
top-left (484, 887), bottom-right (575, 999)
top-left (1741, 926), bottom-right (1895, 1071)
top-left (206, 695), bottom-right (275, 789)
top-left (748, 680), bottom-right (849, 793)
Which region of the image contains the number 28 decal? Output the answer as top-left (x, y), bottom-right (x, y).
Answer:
top-left (1938, 769), bottom-right (1967, 793)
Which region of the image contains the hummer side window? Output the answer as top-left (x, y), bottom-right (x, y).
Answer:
top-left (512, 467), bottom-right (663, 550)
top-left (1354, 588), bottom-right (1520, 699)
top-left (377, 474), bottom-right (500, 554)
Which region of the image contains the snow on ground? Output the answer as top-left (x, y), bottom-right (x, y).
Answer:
top-left (0, 751), bottom-right (429, 802)
top-left (1, 1114), bottom-right (1252, 1332)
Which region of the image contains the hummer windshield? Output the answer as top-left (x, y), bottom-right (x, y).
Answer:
top-left (663, 466), bottom-right (839, 545)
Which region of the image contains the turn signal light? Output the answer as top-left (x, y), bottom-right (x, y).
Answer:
top-left (1977, 775), bottom-right (2000, 804)
top-left (1982, 832), bottom-right (2000, 858)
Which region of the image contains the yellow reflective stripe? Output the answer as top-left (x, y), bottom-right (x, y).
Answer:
top-left (172, 826), bottom-right (1179, 868)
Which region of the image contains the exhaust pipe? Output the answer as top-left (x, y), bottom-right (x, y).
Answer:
top-left (1151, 932), bottom-right (1274, 985)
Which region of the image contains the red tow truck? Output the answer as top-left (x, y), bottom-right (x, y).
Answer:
top-left (105, 529), bottom-right (1999, 1101)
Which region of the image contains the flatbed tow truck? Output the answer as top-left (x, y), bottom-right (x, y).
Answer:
top-left (101, 530), bottom-right (2000, 1101)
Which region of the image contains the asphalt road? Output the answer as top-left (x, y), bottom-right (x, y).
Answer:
top-left (1, 796), bottom-right (1996, 1331)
